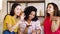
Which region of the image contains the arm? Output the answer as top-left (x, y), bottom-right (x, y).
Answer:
top-left (32, 30), bottom-right (36, 34)
top-left (23, 27), bottom-right (29, 34)
top-left (32, 20), bottom-right (41, 34)
top-left (5, 13), bottom-right (25, 32)
top-left (36, 29), bottom-right (41, 34)
top-left (6, 20), bottom-right (22, 32)
top-left (18, 27), bottom-right (24, 34)
top-left (32, 29), bottom-right (40, 34)
top-left (23, 25), bottom-right (31, 34)
top-left (18, 24), bottom-right (31, 34)
top-left (4, 15), bottom-right (21, 32)
top-left (51, 17), bottom-right (60, 32)
top-left (18, 26), bottom-right (29, 34)
top-left (36, 20), bottom-right (41, 34)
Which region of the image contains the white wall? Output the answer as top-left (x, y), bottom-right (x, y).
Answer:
top-left (45, 0), bottom-right (60, 10)
top-left (0, 0), bottom-right (7, 34)
top-left (0, 0), bottom-right (16, 34)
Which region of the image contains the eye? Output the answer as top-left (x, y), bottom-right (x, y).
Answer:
top-left (33, 14), bottom-right (35, 16)
top-left (31, 14), bottom-right (35, 16)
top-left (48, 6), bottom-right (51, 8)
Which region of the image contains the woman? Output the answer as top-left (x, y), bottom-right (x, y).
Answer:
top-left (44, 3), bottom-right (60, 34)
top-left (18, 6), bottom-right (42, 34)
top-left (3, 3), bottom-right (22, 34)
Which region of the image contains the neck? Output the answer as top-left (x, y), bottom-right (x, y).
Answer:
top-left (27, 19), bottom-right (31, 24)
top-left (13, 15), bottom-right (17, 19)
top-left (50, 13), bottom-right (53, 20)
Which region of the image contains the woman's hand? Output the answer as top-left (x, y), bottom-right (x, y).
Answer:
top-left (51, 17), bottom-right (60, 32)
top-left (23, 25), bottom-right (31, 34)
top-left (20, 13), bottom-right (25, 21)
top-left (26, 23), bottom-right (31, 28)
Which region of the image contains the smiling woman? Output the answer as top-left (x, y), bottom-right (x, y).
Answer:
top-left (0, 0), bottom-right (2, 10)
top-left (3, 3), bottom-right (22, 34)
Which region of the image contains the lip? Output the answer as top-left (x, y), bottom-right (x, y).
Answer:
top-left (47, 10), bottom-right (51, 12)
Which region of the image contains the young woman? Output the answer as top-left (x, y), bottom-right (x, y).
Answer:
top-left (3, 3), bottom-right (22, 34)
top-left (44, 3), bottom-right (60, 34)
top-left (18, 6), bottom-right (42, 34)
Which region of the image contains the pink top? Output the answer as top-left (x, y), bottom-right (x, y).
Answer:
top-left (44, 16), bottom-right (60, 34)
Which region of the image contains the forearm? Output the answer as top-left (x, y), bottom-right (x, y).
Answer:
top-left (11, 23), bottom-right (20, 32)
top-left (8, 23), bottom-right (19, 32)
top-left (32, 30), bottom-right (36, 34)
top-left (18, 30), bottom-right (24, 34)
top-left (23, 27), bottom-right (28, 34)
top-left (23, 25), bottom-right (32, 34)
top-left (36, 29), bottom-right (41, 34)
top-left (51, 20), bottom-right (59, 32)
top-left (8, 20), bottom-right (22, 32)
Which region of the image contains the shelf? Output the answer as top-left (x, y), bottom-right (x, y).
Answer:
top-left (7, 1), bottom-right (45, 17)
top-left (7, 0), bottom-right (45, 3)
top-left (37, 16), bottom-right (45, 18)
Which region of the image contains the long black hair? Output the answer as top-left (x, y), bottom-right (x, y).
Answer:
top-left (10, 3), bottom-right (21, 16)
top-left (4, 3), bottom-right (21, 20)
top-left (24, 6), bottom-right (38, 21)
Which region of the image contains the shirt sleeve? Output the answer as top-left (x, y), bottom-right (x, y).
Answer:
top-left (19, 21), bottom-right (26, 32)
top-left (35, 20), bottom-right (42, 30)
top-left (4, 15), bottom-right (12, 25)
top-left (31, 22), bottom-right (36, 30)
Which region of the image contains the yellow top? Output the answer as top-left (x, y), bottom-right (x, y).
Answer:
top-left (3, 15), bottom-right (18, 32)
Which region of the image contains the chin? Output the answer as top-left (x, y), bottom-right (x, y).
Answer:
top-left (29, 18), bottom-right (32, 20)
top-left (47, 12), bottom-right (50, 14)
top-left (17, 14), bottom-right (19, 16)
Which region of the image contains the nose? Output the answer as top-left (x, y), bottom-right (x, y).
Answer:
top-left (47, 8), bottom-right (49, 10)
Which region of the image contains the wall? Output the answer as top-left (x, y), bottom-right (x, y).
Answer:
top-left (0, 0), bottom-right (7, 34)
top-left (45, 0), bottom-right (60, 10)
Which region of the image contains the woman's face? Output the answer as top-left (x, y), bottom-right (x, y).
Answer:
top-left (47, 4), bottom-right (54, 14)
top-left (28, 11), bottom-right (35, 20)
top-left (14, 5), bottom-right (21, 16)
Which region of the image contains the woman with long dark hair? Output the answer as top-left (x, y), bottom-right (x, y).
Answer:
top-left (3, 3), bottom-right (22, 34)
top-left (44, 3), bottom-right (60, 34)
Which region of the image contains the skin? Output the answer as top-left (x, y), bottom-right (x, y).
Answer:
top-left (6, 5), bottom-right (22, 32)
top-left (14, 5), bottom-right (22, 16)
top-left (47, 4), bottom-right (60, 32)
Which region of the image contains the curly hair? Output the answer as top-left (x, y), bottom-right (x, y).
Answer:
top-left (24, 6), bottom-right (38, 21)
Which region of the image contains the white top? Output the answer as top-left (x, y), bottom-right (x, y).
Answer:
top-left (19, 20), bottom-right (42, 34)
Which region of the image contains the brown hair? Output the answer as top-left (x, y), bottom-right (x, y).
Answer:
top-left (46, 2), bottom-right (59, 17)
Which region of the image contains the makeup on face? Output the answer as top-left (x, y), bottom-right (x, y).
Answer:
top-left (29, 11), bottom-right (35, 20)
top-left (14, 5), bottom-right (21, 16)
top-left (47, 4), bottom-right (54, 14)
